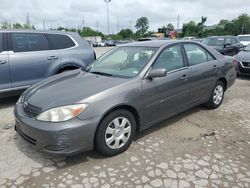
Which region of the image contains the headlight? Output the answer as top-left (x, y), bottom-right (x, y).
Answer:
top-left (17, 95), bottom-right (24, 104)
top-left (36, 104), bottom-right (89, 122)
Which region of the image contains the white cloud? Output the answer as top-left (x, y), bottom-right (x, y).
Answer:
top-left (0, 0), bottom-right (250, 33)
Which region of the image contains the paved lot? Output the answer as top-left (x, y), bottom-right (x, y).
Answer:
top-left (0, 47), bottom-right (250, 188)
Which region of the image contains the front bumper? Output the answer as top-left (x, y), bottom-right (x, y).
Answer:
top-left (14, 103), bottom-right (101, 155)
top-left (236, 62), bottom-right (250, 75)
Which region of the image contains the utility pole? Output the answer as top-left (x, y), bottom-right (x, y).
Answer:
top-left (129, 20), bottom-right (132, 39)
top-left (43, 21), bottom-right (46, 30)
top-left (241, 20), bottom-right (245, 34)
top-left (117, 20), bottom-right (119, 34)
top-left (82, 18), bottom-right (85, 29)
top-left (104, 0), bottom-right (111, 36)
top-left (96, 20), bottom-right (99, 32)
top-left (177, 14), bottom-right (180, 30)
top-left (26, 13), bottom-right (31, 28)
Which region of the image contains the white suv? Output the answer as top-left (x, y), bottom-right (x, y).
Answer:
top-left (237, 34), bottom-right (250, 47)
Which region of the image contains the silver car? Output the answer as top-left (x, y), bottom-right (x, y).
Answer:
top-left (0, 30), bottom-right (96, 98)
top-left (15, 40), bottom-right (236, 156)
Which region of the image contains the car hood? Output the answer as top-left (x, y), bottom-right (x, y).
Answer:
top-left (24, 70), bottom-right (128, 110)
top-left (235, 51), bottom-right (250, 62)
top-left (209, 46), bottom-right (224, 51)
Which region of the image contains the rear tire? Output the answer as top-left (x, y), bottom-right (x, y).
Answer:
top-left (205, 81), bottom-right (225, 109)
top-left (95, 110), bottom-right (136, 156)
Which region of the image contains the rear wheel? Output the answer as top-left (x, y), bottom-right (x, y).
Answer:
top-left (205, 81), bottom-right (225, 109)
top-left (95, 110), bottom-right (136, 156)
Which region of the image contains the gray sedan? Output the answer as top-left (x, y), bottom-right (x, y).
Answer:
top-left (233, 44), bottom-right (250, 75)
top-left (15, 40), bottom-right (236, 156)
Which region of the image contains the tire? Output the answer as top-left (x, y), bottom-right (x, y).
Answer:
top-left (205, 81), bottom-right (225, 109)
top-left (95, 110), bottom-right (136, 156)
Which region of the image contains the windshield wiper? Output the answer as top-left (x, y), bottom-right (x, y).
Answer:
top-left (90, 71), bottom-right (114, 77)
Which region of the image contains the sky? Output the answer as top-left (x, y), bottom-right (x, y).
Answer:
top-left (0, 0), bottom-right (250, 34)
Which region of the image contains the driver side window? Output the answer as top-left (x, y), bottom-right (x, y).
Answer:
top-left (152, 45), bottom-right (184, 72)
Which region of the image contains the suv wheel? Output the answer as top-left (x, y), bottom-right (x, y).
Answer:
top-left (206, 81), bottom-right (225, 109)
top-left (95, 110), bottom-right (136, 156)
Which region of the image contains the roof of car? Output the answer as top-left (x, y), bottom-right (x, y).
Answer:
top-left (0, 29), bottom-right (77, 35)
top-left (206, 36), bottom-right (235, 38)
top-left (121, 40), bottom-right (181, 48)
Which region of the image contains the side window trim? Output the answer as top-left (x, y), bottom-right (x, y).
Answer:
top-left (45, 33), bottom-right (77, 50)
top-left (151, 43), bottom-right (186, 72)
top-left (182, 42), bottom-right (216, 67)
top-left (11, 32), bottom-right (50, 53)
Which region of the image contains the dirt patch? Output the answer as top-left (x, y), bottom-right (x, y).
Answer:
top-left (167, 120), bottom-right (207, 139)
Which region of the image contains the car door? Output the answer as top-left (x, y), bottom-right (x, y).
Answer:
top-left (230, 37), bottom-right (240, 56)
top-left (140, 44), bottom-right (190, 127)
top-left (8, 32), bottom-right (61, 88)
top-left (223, 38), bottom-right (234, 56)
top-left (183, 43), bottom-right (219, 106)
top-left (0, 33), bottom-right (12, 96)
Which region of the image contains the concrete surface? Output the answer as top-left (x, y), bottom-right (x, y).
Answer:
top-left (0, 47), bottom-right (250, 188)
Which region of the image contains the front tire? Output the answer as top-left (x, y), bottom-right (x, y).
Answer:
top-left (205, 81), bottom-right (225, 109)
top-left (95, 110), bottom-right (136, 156)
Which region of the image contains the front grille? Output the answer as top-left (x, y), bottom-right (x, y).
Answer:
top-left (23, 102), bottom-right (42, 118)
top-left (242, 62), bottom-right (250, 67)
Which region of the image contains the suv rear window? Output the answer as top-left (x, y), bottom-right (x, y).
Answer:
top-left (11, 33), bottom-right (49, 52)
top-left (0, 33), bottom-right (3, 52)
top-left (45, 34), bottom-right (75, 50)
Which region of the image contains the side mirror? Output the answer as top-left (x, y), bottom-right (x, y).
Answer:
top-left (146, 69), bottom-right (167, 80)
top-left (225, 43), bottom-right (232, 47)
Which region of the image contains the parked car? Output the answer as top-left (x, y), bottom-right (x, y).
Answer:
top-left (98, 42), bottom-right (107, 47)
top-left (92, 42), bottom-right (99, 47)
top-left (15, 40), bottom-right (236, 156)
top-left (182, 37), bottom-right (196, 40)
top-left (0, 30), bottom-right (96, 99)
top-left (237, 34), bottom-right (250, 47)
top-left (105, 40), bottom-right (116, 46)
top-left (233, 44), bottom-right (250, 75)
top-left (203, 36), bottom-right (243, 56)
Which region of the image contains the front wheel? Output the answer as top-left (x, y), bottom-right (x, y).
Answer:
top-left (205, 81), bottom-right (225, 109)
top-left (95, 110), bottom-right (136, 156)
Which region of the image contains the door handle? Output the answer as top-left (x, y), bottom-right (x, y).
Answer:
top-left (47, 56), bottom-right (59, 60)
top-left (181, 74), bottom-right (189, 80)
top-left (0, 60), bottom-right (7, 65)
top-left (212, 65), bottom-right (217, 70)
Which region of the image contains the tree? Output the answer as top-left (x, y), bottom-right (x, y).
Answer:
top-left (166, 23), bottom-right (174, 31)
top-left (182, 21), bottom-right (197, 37)
top-left (118, 28), bottom-right (133, 39)
top-left (135, 17), bottom-right (149, 37)
top-left (13, 23), bottom-right (23, 29)
top-left (218, 19), bottom-right (230, 26)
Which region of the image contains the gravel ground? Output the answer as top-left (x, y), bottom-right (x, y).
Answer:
top-left (0, 47), bottom-right (250, 188)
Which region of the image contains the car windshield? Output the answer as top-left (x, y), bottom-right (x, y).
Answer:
top-left (203, 38), bottom-right (225, 46)
top-left (86, 47), bottom-right (157, 78)
top-left (238, 36), bottom-right (250, 42)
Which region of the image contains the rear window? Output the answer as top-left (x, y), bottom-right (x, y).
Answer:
top-left (11, 33), bottom-right (49, 52)
top-left (0, 33), bottom-right (3, 52)
top-left (203, 38), bottom-right (225, 46)
top-left (238, 36), bottom-right (250, 42)
top-left (45, 34), bottom-right (75, 50)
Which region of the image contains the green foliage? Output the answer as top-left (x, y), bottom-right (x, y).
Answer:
top-left (1, 21), bottom-right (34, 29)
top-left (118, 28), bottom-right (133, 39)
top-left (181, 14), bottom-right (250, 38)
top-left (135, 17), bottom-right (149, 37)
top-left (167, 23), bottom-right (174, 31)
